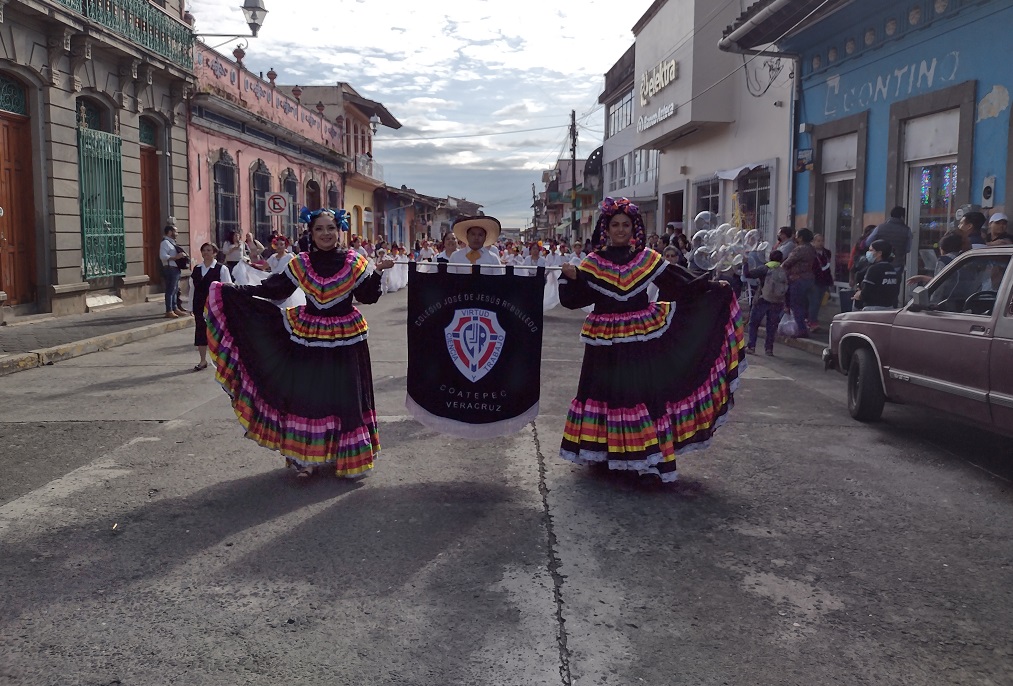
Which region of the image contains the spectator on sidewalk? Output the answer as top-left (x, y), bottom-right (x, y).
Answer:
top-left (848, 224), bottom-right (876, 287)
top-left (744, 249), bottom-right (787, 356)
top-left (987, 213), bottom-right (1008, 242)
top-left (159, 225), bottom-right (188, 319)
top-left (781, 228), bottom-right (817, 339)
top-left (869, 207), bottom-right (913, 280)
top-left (957, 210), bottom-right (987, 251)
top-left (809, 233), bottom-right (834, 334)
top-left (774, 226), bottom-right (796, 260)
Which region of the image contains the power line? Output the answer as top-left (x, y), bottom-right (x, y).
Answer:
top-left (381, 124), bottom-right (566, 142)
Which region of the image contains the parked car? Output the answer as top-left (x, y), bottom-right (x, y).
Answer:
top-left (823, 246), bottom-right (1013, 435)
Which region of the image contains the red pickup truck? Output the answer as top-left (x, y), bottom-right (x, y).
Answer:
top-left (823, 246), bottom-right (1013, 435)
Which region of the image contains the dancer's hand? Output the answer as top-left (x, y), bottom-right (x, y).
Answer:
top-left (376, 258), bottom-right (395, 271)
top-left (561, 263), bottom-right (577, 279)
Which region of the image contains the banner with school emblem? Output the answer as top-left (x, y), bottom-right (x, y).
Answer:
top-left (406, 263), bottom-right (545, 438)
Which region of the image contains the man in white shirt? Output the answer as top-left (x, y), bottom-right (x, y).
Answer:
top-left (159, 225), bottom-right (188, 318)
top-left (448, 216), bottom-right (505, 275)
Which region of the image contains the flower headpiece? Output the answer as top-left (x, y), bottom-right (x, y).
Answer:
top-left (593, 196), bottom-right (646, 252)
top-left (299, 207), bottom-right (350, 231)
top-left (271, 235), bottom-right (290, 248)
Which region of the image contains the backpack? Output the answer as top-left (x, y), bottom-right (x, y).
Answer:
top-left (761, 265), bottom-right (788, 302)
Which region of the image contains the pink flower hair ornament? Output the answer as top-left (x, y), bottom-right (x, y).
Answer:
top-left (593, 196), bottom-right (647, 252)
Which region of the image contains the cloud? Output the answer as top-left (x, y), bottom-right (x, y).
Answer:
top-left (188, 0), bottom-right (645, 227)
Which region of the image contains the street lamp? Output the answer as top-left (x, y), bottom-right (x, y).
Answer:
top-left (368, 114), bottom-right (381, 135)
top-left (197, 0), bottom-right (269, 39)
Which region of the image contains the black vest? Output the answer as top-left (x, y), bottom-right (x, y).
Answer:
top-left (192, 262), bottom-right (224, 314)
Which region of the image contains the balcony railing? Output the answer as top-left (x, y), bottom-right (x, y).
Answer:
top-left (354, 154), bottom-right (384, 183)
top-left (74, 0), bottom-right (194, 69)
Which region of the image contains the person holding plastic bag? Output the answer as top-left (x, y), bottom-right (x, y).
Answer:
top-left (744, 250), bottom-right (787, 355)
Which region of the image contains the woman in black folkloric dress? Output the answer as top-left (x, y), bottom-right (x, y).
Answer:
top-left (205, 208), bottom-right (395, 478)
top-left (558, 197), bottom-right (747, 484)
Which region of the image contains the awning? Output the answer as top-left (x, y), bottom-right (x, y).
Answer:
top-left (720, 0), bottom-right (855, 52)
top-left (715, 163), bottom-right (766, 180)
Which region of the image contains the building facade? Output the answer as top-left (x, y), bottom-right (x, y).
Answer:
top-left (0, 0), bottom-right (193, 316)
top-left (187, 45), bottom-right (347, 252)
top-left (725, 0), bottom-right (1013, 287)
top-left (600, 45), bottom-right (661, 232)
top-left (631, 0), bottom-right (792, 241)
top-left (381, 185), bottom-right (441, 247)
top-left (286, 84), bottom-right (400, 243)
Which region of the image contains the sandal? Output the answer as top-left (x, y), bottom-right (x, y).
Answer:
top-left (193, 362), bottom-right (208, 371)
top-left (285, 457), bottom-right (317, 478)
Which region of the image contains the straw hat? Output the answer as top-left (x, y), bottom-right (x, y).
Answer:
top-left (452, 215), bottom-right (501, 247)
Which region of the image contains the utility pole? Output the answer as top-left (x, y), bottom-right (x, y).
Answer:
top-left (531, 183), bottom-right (538, 239)
top-left (570, 109), bottom-right (577, 245)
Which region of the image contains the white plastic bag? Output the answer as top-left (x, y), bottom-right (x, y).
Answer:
top-left (777, 312), bottom-right (798, 338)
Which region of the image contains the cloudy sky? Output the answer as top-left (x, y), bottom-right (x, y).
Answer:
top-left (188, 0), bottom-right (654, 228)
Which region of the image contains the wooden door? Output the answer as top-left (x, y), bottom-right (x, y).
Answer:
top-left (0, 113), bottom-right (36, 305)
top-left (140, 145), bottom-right (162, 283)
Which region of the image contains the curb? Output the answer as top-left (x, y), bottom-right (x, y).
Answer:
top-left (0, 317), bottom-right (193, 377)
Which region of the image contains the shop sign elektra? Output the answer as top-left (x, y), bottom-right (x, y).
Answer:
top-left (638, 57), bottom-right (678, 132)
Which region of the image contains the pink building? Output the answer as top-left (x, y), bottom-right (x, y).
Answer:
top-left (187, 44), bottom-right (349, 250)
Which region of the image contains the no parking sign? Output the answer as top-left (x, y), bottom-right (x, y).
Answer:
top-left (266, 193), bottom-right (290, 215)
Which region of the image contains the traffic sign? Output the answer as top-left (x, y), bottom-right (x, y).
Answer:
top-left (266, 193), bottom-right (290, 216)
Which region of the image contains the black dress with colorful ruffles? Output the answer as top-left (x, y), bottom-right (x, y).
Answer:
top-left (558, 246), bottom-right (746, 482)
top-left (205, 249), bottom-right (383, 477)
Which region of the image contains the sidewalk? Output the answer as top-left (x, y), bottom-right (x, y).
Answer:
top-left (0, 301), bottom-right (193, 376)
top-left (748, 298), bottom-right (837, 357)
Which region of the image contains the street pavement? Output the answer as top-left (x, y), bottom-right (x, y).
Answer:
top-left (1, 289), bottom-right (1011, 685)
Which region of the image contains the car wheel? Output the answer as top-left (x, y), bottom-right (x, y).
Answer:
top-left (847, 347), bottom-right (885, 422)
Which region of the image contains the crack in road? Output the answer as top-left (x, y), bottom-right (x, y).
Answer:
top-left (532, 420), bottom-right (572, 686)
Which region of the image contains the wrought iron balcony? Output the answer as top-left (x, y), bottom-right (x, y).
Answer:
top-left (354, 154), bottom-right (384, 183)
top-left (64, 0), bottom-right (195, 69)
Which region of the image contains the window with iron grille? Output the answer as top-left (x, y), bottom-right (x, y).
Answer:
top-left (283, 169), bottom-right (299, 239)
top-left (327, 181), bottom-right (339, 210)
top-left (695, 178), bottom-right (720, 215)
top-left (0, 73), bottom-right (28, 116)
top-left (252, 160), bottom-right (272, 244)
top-left (77, 97), bottom-right (126, 279)
top-left (213, 151), bottom-right (239, 247)
top-left (737, 167), bottom-right (771, 236)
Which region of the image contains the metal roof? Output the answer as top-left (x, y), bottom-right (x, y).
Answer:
top-left (721, 0), bottom-right (855, 52)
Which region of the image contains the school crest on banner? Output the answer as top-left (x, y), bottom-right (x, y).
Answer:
top-left (406, 263), bottom-right (545, 438)
top-left (445, 309), bottom-right (505, 383)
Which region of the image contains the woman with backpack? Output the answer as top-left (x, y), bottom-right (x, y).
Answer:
top-left (743, 250), bottom-right (786, 356)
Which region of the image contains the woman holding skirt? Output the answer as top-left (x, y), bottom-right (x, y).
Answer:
top-left (205, 208), bottom-right (394, 478)
top-left (558, 197), bottom-right (746, 484)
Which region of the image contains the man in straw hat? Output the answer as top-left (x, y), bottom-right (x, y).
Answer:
top-left (448, 215), bottom-right (505, 274)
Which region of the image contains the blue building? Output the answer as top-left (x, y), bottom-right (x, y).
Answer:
top-left (722, 0), bottom-right (1012, 286)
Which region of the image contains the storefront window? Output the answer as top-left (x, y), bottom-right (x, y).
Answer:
top-left (737, 168), bottom-right (771, 236)
top-left (824, 176), bottom-right (855, 283)
top-left (908, 161), bottom-right (958, 278)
